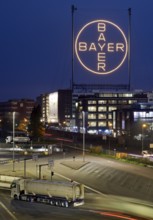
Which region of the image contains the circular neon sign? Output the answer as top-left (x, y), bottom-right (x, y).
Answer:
top-left (75, 20), bottom-right (128, 75)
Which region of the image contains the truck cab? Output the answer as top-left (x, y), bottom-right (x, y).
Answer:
top-left (6, 136), bottom-right (13, 143)
top-left (10, 179), bottom-right (24, 199)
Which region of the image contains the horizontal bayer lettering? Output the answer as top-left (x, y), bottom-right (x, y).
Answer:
top-left (78, 42), bottom-right (125, 52)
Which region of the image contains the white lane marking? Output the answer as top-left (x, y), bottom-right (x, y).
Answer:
top-left (55, 172), bottom-right (107, 197)
top-left (0, 201), bottom-right (18, 220)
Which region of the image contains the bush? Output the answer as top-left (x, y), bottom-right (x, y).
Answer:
top-left (90, 146), bottom-right (102, 154)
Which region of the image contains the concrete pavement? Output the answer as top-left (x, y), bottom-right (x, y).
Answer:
top-left (0, 155), bottom-right (89, 178)
top-left (1, 154), bottom-right (153, 203)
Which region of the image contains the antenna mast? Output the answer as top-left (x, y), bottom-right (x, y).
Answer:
top-left (128, 8), bottom-right (131, 91)
top-left (71, 5), bottom-right (77, 91)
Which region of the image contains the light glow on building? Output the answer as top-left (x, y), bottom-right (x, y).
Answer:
top-left (48, 92), bottom-right (58, 123)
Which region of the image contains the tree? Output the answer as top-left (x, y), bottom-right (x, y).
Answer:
top-left (28, 104), bottom-right (45, 140)
top-left (17, 118), bottom-right (29, 133)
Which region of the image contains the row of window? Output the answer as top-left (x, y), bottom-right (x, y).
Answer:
top-left (86, 100), bottom-right (136, 105)
top-left (79, 113), bottom-right (112, 120)
top-left (73, 93), bottom-right (133, 98)
top-left (81, 121), bottom-right (112, 127)
top-left (98, 93), bottom-right (133, 98)
top-left (79, 106), bottom-right (117, 112)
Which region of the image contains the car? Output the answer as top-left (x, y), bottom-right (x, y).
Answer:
top-left (52, 144), bottom-right (63, 152)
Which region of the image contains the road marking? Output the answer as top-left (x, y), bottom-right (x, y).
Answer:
top-left (0, 201), bottom-right (18, 220)
top-left (55, 172), bottom-right (107, 197)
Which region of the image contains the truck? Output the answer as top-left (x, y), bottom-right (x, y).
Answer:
top-left (142, 150), bottom-right (153, 157)
top-left (10, 179), bottom-right (84, 207)
top-left (6, 136), bottom-right (30, 143)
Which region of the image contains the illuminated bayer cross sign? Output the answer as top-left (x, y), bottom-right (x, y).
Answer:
top-left (75, 20), bottom-right (128, 75)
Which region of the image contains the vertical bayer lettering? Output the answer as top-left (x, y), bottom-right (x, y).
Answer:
top-left (97, 23), bottom-right (106, 71)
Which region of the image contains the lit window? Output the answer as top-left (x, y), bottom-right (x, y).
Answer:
top-left (98, 100), bottom-right (107, 104)
top-left (98, 106), bottom-right (107, 112)
top-left (108, 106), bottom-right (116, 111)
top-left (128, 100), bottom-right (135, 104)
top-left (98, 114), bottom-right (106, 119)
top-left (98, 121), bottom-right (106, 126)
top-left (108, 114), bottom-right (112, 119)
top-left (99, 93), bottom-right (117, 97)
top-left (88, 114), bottom-right (96, 119)
top-left (134, 111), bottom-right (153, 121)
top-left (88, 121), bottom-right (96, 127)
top-left (79, 106), bottom-right (83, 111)
top-left (118, 93), bottom-right (133, 97)
top-left (88, 106), bottom-right (96, 112)
top-left (88, 100), bottom-right (96, 104)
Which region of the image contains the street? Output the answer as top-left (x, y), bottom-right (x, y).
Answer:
top-left (0, 148), bottom-right (153, 219)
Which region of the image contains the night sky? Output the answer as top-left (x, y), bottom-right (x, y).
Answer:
top-left (0, 0), bottom-right (153, 101)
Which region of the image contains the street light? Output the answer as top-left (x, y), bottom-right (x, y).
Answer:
top-left (12, 112), bottom-right (15, 172)
top-left (108, 123), bottom-right (113, 154)
top-left (142, 123), bottom-right (146, 153)
top-left (82, 111), bottom-right (85, 162)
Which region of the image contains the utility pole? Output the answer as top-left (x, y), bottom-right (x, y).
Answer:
top-left (24, 158), bottom-right (27, 178)
top-left (12, 112), bottom-right (15, 172)
top-left (71, 5), bottom-right (77, 91)
top-left (128, 8), bottom-right (131, 91)
top-left (82, 111), bottom-right (85, 162)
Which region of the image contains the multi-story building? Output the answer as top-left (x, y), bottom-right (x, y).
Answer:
top-left (0, 99), bottom-right (35, 120)
top-left (36, 85), bottom-right (153, 137)
top-left (37, 93), bottom-right (49, 125)
top-left (75, 87), bottom-right (149, 134)
top-left (37, 89), bottom-right (72, 127)
top-left (113, 102), bottom-right (153, 136)
top-left (0, 99), bottom-right (35, 134)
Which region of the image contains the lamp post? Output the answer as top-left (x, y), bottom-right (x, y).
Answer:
top-left (12, 112), bottom-right (15, 172)
top-left (82, 111), bottom-right (85, 162)
top-left (141, 123), bottom-right (146, 153)
top-left (108, 123), bottom-right (113, 154)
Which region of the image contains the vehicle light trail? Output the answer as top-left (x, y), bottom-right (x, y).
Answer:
top-left (91, 210), bottom-right (139, 220)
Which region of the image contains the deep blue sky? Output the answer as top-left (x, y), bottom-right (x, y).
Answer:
top-left (0, 0), bottom-right (153, 101)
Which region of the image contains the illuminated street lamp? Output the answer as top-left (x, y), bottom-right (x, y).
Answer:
top-left (12, 112), bottom-right (15, 172)
top-left (142, 123), bottom-right (147, 153)
top-left (108, 123), bottom-right (113, 154)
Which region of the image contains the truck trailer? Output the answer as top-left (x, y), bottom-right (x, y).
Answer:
top-left (6, 136), bottom-right (30, 143)
top-left (11, 179), bottom-right (84, 207)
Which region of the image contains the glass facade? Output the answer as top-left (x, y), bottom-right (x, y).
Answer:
top-left (75, 90), bottom-right (148, 134)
